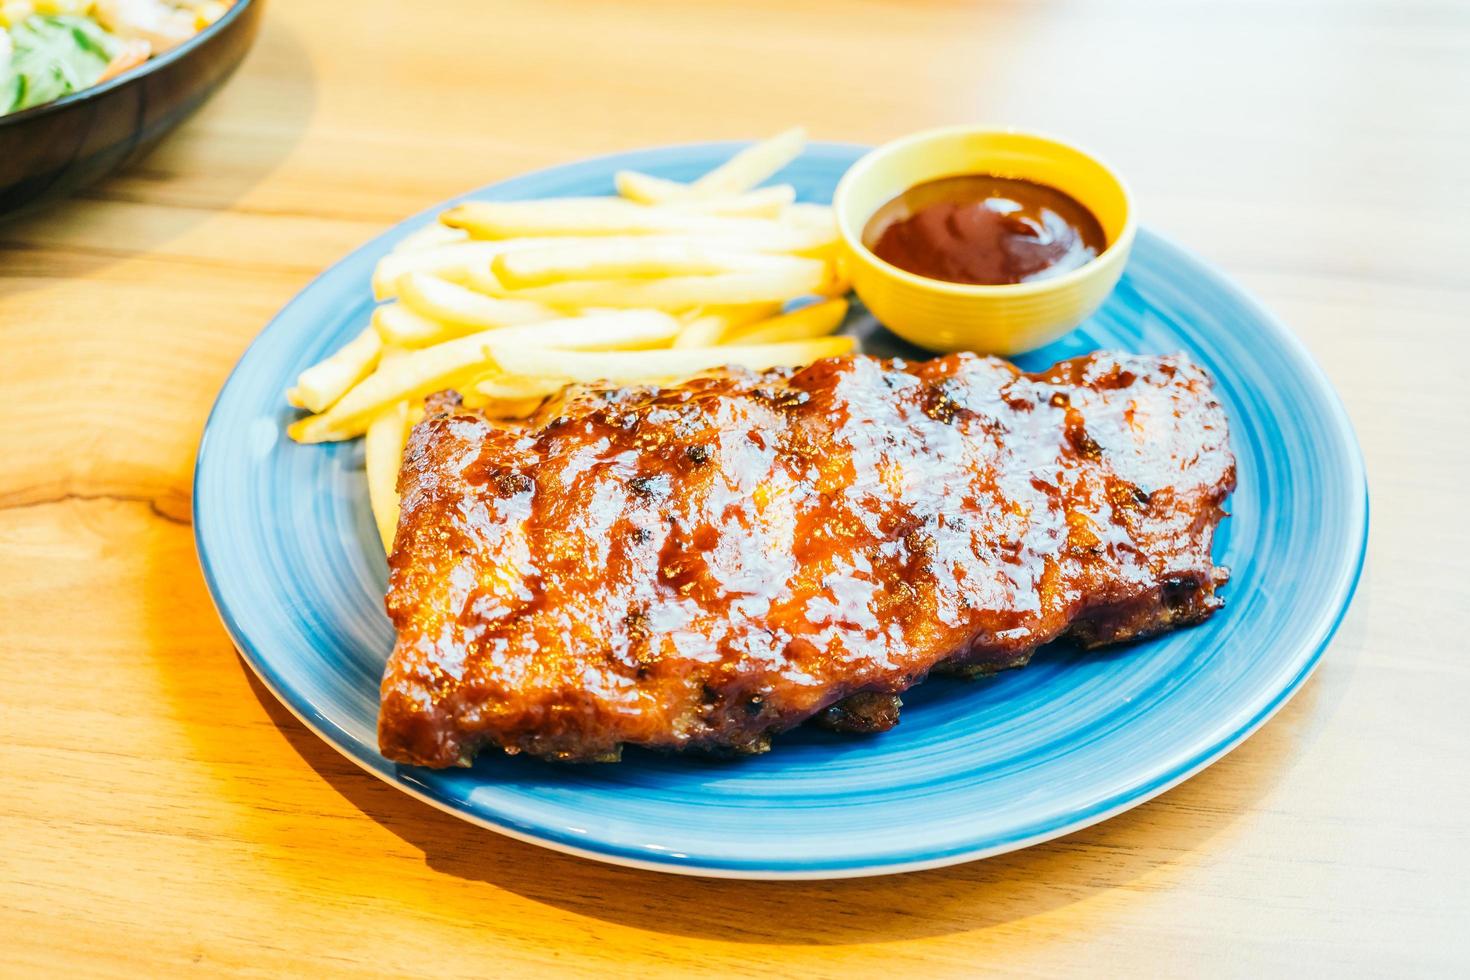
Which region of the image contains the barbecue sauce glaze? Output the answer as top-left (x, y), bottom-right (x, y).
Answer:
top-left (862, 175), bottom-right (1107, 286)
top-left (378, 353), bottom-right (1235, 767)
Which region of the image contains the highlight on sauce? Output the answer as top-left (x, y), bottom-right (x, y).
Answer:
top-left (861, 174), bottom-right (1107, 286)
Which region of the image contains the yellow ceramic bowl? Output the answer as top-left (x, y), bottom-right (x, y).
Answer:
top-left (833, 127), bottom-right (1136, 354)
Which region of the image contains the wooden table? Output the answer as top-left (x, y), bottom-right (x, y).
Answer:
top-left (3, 1), bottom-right (1467, 974)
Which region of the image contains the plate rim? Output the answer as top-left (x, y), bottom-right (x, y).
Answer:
top-left (194, 141), bottom-right (1369, 879)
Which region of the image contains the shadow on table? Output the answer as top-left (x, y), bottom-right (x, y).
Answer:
top-left (0, 17), bottom-right (314, 295)
top-left (236, 602), bottom-right (1361, 946)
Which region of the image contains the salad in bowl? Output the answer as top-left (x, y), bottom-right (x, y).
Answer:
top-left (1, 0), bottom-right (233, 115)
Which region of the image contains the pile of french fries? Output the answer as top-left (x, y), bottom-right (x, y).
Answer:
top-left (283, 128), bottom-right (855, 553)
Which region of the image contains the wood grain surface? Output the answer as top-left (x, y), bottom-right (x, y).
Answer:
top-left (2, 1), bottom-right (1467, 975)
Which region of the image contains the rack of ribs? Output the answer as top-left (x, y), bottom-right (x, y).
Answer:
top-left (378, 350), bottom-right (1235, 767)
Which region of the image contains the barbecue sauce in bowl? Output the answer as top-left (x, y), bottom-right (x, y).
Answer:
top-left (862, 175), bottom-right (1107, 286)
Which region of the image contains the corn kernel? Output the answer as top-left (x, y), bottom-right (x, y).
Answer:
top-left (35, 0), bottom-right (92, 15)
top-left (0, 1), bottom-right (37, 29)
top-left (194, 0), bottom-right (226, 29)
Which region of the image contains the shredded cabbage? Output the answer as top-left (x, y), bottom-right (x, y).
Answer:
top-left (1, 14), bottom-right (121, 113)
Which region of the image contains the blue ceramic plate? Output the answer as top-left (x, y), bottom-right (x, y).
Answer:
top-left (195, 142), bottom-right (1367, 879)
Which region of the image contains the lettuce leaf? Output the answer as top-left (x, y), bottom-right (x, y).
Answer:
top-left (2, 15), bottom-right (122, 114)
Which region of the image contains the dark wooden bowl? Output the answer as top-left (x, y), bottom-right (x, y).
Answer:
top-left (0, 0), bottom-right (264, 219)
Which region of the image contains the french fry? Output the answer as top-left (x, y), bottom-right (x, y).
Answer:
top-left (673, 303), bottom-right (783, 348)
top-left (364, 401), bottom-right (409, 554)
top-left (493, 241), bottom-right (797, 289)
top-left (391, 222), bottom-right (470, 254)
top-left (709, 219), bottom-right (841, 257)
top-left (480, 311), bottom-right (679, 352)
top-left (614, 170), bottom-right (695, 204)
top-left (606, 180), bottom-right (796, 215)
top-left (475, 375), bottom-right (569, 400)
top-left (285, 326), bottom-right (383, 414)
top-left (613, 129), bottom-right (807, 203)
top-left (672, 315), bottom-right (727, 350)
top-left (463, 375), bottom-right (561, 418)
top-left (691, 127), bottom-right (807, 197)
top-left (396, 273), bottom-right (559, 338)
top-left (371, 239), bottom-right (558, 300)
top-left (372, 302), bottom-right (450, 347)
top-left (442, 199), bottom-right (803, 241)
top-left (724, 298), bottom-right (849, 345)
top-left (482, 229), bottom-right (842, 283)
top-left (488, 336), bottom-right (854, 385)
top-left (784, 202), bottom-right (838, 231)
top-left (472, 260), bottom-right (829, 310)
top-left (478, 396), bottom-right (548, 420)
top-left (289, 311), bottom-right (680, 443)
top-left (666, 184), bottom-right (795, 217)
top-left (819, 253), bottom-right (852, 297)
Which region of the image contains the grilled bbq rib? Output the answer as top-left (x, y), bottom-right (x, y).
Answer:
top-left (379, 351), bottom-right (1235, 767)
